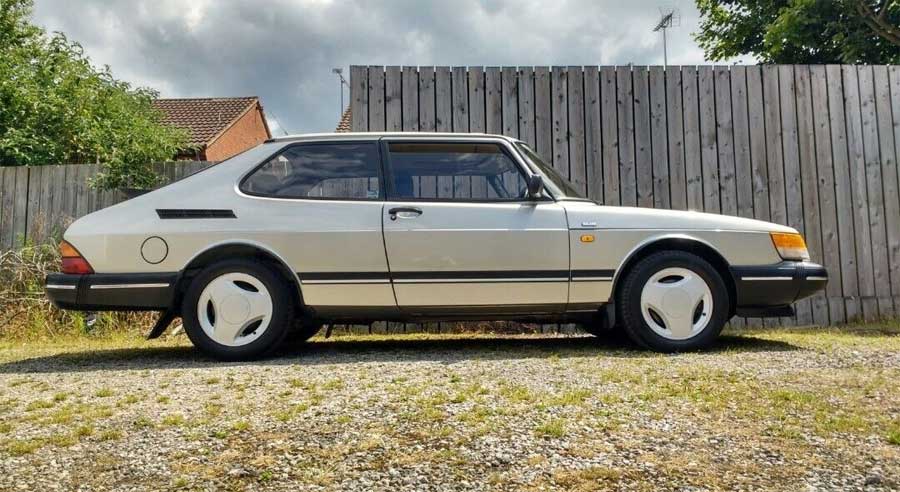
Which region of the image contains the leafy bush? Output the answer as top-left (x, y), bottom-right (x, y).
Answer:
top-left (0, 0), bottom-right (189, 189)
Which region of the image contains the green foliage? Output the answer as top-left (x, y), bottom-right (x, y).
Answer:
top-left (0, 0), bottom-right (188, 189)
top-left (695, 0), bottom-right (900, 64)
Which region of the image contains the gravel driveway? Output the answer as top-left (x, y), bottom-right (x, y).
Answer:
top-left (0, 327), bottom-right (898, 491)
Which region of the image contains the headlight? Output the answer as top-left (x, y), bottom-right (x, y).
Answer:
top-left (770, 232), bottom-right (810, 261)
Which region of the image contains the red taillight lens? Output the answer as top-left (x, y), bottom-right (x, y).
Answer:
top-left (59, 240), bottom-right (93, 274)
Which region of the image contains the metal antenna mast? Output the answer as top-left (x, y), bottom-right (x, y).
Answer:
top-left (653, 8), bottom-right (680, 67)
top-left (332, 68), bottom-right (349, 117)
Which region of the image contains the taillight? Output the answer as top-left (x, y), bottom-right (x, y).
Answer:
top-left (60, 240), bottom-right (93, 274)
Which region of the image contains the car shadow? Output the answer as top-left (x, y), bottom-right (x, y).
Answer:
top-left (0, 334), bottom-right (799, 375)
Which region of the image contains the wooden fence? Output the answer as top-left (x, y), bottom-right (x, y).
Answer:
top-left (350, 64), bottom-right (900, 326)
top-left (0, 162), bottom-right (212, 250)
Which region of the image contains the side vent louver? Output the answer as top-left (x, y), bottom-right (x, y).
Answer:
top-left (156, 209), bottom-right (236, 219)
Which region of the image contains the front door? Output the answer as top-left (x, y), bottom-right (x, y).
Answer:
top-left (380, 140), bottom-right (570, 315)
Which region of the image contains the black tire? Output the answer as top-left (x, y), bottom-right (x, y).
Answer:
top-left (181, 259), bottom-right (294, 361)
top-left (617, 251), bottom-right (730, 352)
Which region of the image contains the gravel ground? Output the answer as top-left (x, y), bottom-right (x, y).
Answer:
top-left (0, 326), bottom-right (898, 491)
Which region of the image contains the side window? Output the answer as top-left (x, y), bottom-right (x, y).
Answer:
top-left (241, 143), bottom-right (381, 199)
top-left (386, 143), bottom-right (527, 200)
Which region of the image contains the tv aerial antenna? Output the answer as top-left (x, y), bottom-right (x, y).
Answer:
top-left (653, 7), bottom-right (680, 67)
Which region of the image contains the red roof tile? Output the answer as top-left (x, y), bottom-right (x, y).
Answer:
top-left (336, 107), bottom-right (352, 132)
top-left (152, 97), bottom-right (262, 147)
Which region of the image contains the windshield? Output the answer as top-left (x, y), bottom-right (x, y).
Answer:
top-left (514, 142), bottom-right (588, 200)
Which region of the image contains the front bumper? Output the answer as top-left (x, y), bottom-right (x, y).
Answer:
top-left (730, 261), bottom-right (828, 317)
top-left (45, 272), bottom-right (178, 311)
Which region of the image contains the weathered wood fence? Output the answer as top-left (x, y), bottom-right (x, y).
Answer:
top-left (0, 162), bottom-right (211, 250)
top-left (350, 65), bottom-right (900, 326)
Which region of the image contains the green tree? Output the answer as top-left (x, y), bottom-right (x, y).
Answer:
top-left (0, 0), bottom-right (189, 189)
top-left (695, 0), bottom-right (900, 64)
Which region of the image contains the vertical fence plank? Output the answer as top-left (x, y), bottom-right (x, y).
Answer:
top-left (746, 66), bottom-right (770, 222)
top-left (551, 66), bottom-right (570, 178)
top-left (350, 66), bottom-right (368, 132)
top-left (402, 66), bottom-right (419, 131)
top-left (715, 67), bottom-right (737, 217)
top-left (502, 67), bottom-right (519, 138)
top-left (666, 66), bottom-right (687, 210)
top-left (617, 66), bottom-right (637, 206)
top-left (698, 66), bottom-right (720, 214)
top-left (435, 67), bottom-right (452, 132)
top-left (633, 67), bottom-right (653, 207)
top-left (600, 66), bottom-right (620, 205)
top-left (584, 66), bottom-right (602, 203)
top-left (730, 66), bottom-right (754, 220)
top-left (649, 66), bottom-right (670, 209)
top-left (385, 66), bottom-right (402, 131)
top-left (567, 66), bottom-right (587, 194)
top-left (0, 168), bottom-right (11, 249)
top-left (534, 67), bottom-right (552, 164)
top-left (682, 66), bottom-right (704, 210)
top-left (485, 67), bottom-right (502, 134)
top-left (796, 65), bottom-right (828, 325)
top-left (367, 66), bottom-right (385, 132)
top-left (857, 65), bottom-right (893, 317)
top-left (419, 66), bottom-right (436, 132)
top-left (11, 166), bottom-right (28, 248)
top-left (519, 67), bottom-right (536, 149)
top-left (844, 65), bottom-right (879, 320)
top-left (468, 67), bottom-right (486, 133)
top-left (451, 67), bottom-right (468, 132)
top-left (888, 66), bottom-right (900, 313)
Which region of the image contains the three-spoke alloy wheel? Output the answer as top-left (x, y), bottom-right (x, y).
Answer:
top-left (182, 259), bottom-right (294, 360)
top-left (618, 251), bottom-right (730, 352)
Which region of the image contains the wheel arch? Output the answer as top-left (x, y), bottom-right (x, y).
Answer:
top-left (610, 234), bottom-right (737, 315)
top-left (175, 240), bottom-right (304, 312)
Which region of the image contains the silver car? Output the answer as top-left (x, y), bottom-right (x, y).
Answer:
top-left (45, 133), bottom-right (827, 360)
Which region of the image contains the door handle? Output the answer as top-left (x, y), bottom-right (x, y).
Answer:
top-left (388, 207), bottom-right (423, 220)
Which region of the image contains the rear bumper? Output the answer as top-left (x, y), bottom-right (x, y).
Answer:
top-left (45, 272), bottom-right (178, 311)
top-left (730, 261), bottom-right (828, 317)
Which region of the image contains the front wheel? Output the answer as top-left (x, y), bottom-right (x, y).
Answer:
top-left (617, 251), bottom-right (730, 352)
top-left (181, 259), bottom-right (294, 360)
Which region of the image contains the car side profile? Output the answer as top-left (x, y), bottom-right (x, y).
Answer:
top-left (45, 133), bottom-right (827, 360)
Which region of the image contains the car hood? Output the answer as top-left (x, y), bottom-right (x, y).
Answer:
top-left (560, 201), bottom-right (796, 233)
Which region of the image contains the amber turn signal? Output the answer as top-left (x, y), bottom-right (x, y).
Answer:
top-left (59, 240), bottom-right (94, 274)
top-left (580, 234), bottom-right (595, 243)
top-left (770, 232), bottom-right (809, 261)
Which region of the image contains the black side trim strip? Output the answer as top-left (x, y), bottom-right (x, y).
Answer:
top-left (157, 209), bottom-right (236, 219)
top-left (299, 272), bottom-right (389, 281)
top-left (391, 270), bottom-right (570, 280)
top-left (570, 269), bottom-right (615, 279)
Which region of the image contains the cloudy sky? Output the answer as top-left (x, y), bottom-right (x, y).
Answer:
top-left (32, 0), bottom-right (726, 135)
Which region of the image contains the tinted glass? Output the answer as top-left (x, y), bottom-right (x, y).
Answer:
top-left (387, 143), bottom-right (527, 200)
top-left (242, 143), bottom-right (381, 199)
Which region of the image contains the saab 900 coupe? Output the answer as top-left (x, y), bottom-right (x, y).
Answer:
top-left (46, 133), bottom-right (827, 360)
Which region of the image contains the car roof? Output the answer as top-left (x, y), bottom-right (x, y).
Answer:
top-left (266, 132), bottom-right (521, 144)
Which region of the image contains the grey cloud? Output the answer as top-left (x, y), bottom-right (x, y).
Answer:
top-left (32, 0), bottom-right (710, 134)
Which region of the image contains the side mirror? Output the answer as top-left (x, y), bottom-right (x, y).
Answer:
top-left (526, 174), bottom-right (544, 198)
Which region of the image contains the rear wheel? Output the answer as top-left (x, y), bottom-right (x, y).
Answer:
top-left (182, 259), bottom-right (293, 360)
top-left (617, 251), bottom-right (730, 352)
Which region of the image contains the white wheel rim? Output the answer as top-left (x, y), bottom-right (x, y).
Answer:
top-left (639, 267), bottom-right (713, 341)
top-left (197, 272), bottom-right (273, 347)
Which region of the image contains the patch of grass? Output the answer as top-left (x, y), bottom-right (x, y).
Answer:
top-left (48, 432), bottom-right (78, 448)
top-left (98, 429), bottom-right (122, 441)
top-left (75, 424), bottom-right (94, 437)
top-left (5, 438), bottom-right (43, 456)
top-left (25, 399), bottom-right (55, 411)
top-left (156, 396), bottom-right (170, 404)
top-left (499, 384), bottom-right (535, 403)
top-left (322, 378), bottom-right (344, 391)
top-left (548, 388), bottom-right (593, 407)
top-left (133, 416), bottom-right (154, 429)
top-left (204, 377), bottom-right (221, 385)
top-left (535, 419), bottom-right (566, 438)
top-left (94, 388), bottom-right (114, 398)
top-left (0, 422), bottom-right (12, 433)
top-left (887, 427), bottom-right (900, 446)
top-left (230, 420), bottom-right (251, 432)
top-left (161, 414), bottom-right (186, 427)
top-left (52, 392), bottom-right (68, 402)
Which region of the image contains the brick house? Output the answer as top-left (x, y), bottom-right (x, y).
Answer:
top-left (152, 97), bottom-right (272, 161)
